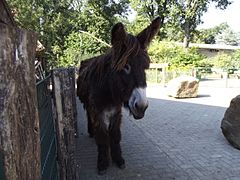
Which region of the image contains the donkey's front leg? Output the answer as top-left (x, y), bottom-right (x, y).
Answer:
top-left (109, 113), bottom-right (125, 169)
top-left (95, 126), bottom-right (110, 175)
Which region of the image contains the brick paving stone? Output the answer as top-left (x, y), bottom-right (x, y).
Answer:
top-left (75, 80), bottom-right (240, 179)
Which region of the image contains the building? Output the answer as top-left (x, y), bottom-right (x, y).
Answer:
top-left (176, 42), bottom-right (240, 58)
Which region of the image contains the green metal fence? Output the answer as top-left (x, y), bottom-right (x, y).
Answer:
top-left (0, 151), bottom-right (5, 180)
top-left (37, 75), bottom-right (58, 180)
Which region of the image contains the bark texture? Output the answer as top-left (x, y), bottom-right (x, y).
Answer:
top-left (52, 68), bottom-right (77, 180)
top-left (0, 23), bottom-right (41, 179)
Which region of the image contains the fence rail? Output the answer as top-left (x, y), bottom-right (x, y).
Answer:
top-left (37, 74), bottom-right (58, 180)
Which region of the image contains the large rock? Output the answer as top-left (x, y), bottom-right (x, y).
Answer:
top-left (221, 95), bottom-right (240, 150)
top-left (167, 76), bottom-right (199, 98)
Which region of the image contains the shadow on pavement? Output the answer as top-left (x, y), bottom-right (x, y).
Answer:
top-left (75, 97), bottom-right (240, 179)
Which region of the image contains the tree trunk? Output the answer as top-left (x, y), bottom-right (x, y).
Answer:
top-left (183, 21), bottom-right (190, 48)
top-left (0, 23), bottom-right (41, 180)
top-left (52, 68), bottom-right (77, 180)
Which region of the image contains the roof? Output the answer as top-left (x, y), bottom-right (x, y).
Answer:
top-left (36, 41), bottom-right (45, 52)
top-left (175, 42), bottom-right (240, 50)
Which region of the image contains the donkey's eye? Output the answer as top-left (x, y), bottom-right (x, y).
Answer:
top-left (123, 64), bottom-right (131, 74)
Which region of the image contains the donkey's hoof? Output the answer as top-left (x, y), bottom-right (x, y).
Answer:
top-left (89, 134), bottom-right (94, 138)
top-left (114, 159), bottom-right (125, 169)
top-left (97, 164), bottom-right (108, 175)
top-left (118, 163), bottom-right (126, 169)
top-left (98, 169), bottom-right (107, 175)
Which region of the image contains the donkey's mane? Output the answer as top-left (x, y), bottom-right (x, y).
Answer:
top-left (111, 34), bottom-right (141, 71)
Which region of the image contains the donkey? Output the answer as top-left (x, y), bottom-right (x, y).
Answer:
top-left (77, 17), bottom-right (161, 174)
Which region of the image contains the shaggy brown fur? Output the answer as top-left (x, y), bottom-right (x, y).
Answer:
top-left (77, 17), bottom-right (161, 175)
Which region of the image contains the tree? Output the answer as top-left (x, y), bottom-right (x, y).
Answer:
top-left (170, 0), bottom-right (232, 48)
top-left (193, 22), bottom-right (230, 44)
top-left (129, 0), bottom-right (174, 40)
top-left (130, 0), bottom-right (172, 24)
top-left (194, 23), bottom-right (240, 46)
top-left (129, 0), bottom-right (232, 47)
top-left (8, 0), bottom-right (81, 67)
top-left (216, 28), bottom-right (240, 46)
top-left (7, 0), bottom-right (130, 68)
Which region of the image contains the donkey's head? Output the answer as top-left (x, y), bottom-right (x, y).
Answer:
top-left (110, 17), bottom-right (161, 119)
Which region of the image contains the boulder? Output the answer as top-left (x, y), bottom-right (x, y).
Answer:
top-left (167, 76), bottom-right (199, 98)
top-left (221, 95), bottom-right (240, 150)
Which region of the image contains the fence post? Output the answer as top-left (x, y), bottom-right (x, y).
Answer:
top-left (0, 24), bottom-right (41, 179)
top-left (162, 66), bottom-right (166, 87)
top-left (52, 68), bottom-right (77, 180)
top-left (223, 72), bottom-right (228, 88)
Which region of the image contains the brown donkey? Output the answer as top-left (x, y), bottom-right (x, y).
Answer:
top-left (77, 17), bottom-right (161, 175)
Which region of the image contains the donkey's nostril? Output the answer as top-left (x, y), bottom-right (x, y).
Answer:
top-left (134, 102), bottom-right (139, 109)
top-left (142, 105), bottom-right (147, 112)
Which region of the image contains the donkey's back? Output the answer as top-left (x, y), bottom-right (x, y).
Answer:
top-left (76, 58), bottom-right (92, 105)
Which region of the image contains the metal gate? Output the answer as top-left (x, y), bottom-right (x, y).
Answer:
top-left (0, 152), bottom-right (5, 180)
top-left (37, 75), bottom-right (58, 180)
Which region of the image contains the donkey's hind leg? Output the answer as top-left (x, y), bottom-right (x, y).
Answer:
top-left (109, 112), bottom-right (125, 169)
top-left (86, 110), bottom-right (94, 137)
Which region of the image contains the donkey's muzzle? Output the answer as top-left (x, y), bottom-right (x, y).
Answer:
top-left (132, 102), bottom-right (148, 119)
top-left (128, 87), bottom-right (148, 120)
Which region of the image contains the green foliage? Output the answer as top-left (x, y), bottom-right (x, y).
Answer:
top-left (171, 0), bottom-right (231, 47)
top-left (216, 28), bottom-right (240, 46)
top-left (148, 40), bottom-right (204, 70)
top-left (7, 0), bottom-right (234, 69)
top-left (231, 50), bottom-right (240, 69)
top-left (126, 16), bottom-right (150, 35)
top-left (197, 58), bottom-right (214, 68)
top-left (129, 0), bottom-right (173, 24)
top-left (129, 0), bottom-right (232, 47)
top-left (7, 0), bottom-right (130, 68)
top-left (56, 31), bottom-right (110, 67)
top-left (210, 52), bottom-right (233, 71)
top-left (194, 23), bottom-right (230, 44)
top-left (195, 50), bottom-right (240, 75)
top-left (148, 40), bottom-right (176, 63)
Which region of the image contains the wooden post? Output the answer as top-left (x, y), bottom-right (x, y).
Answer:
top-left (223, 72), bottom-right (228, 88)
top-left (52, 68), bottom-right (77, 180)
top-left (155, 68), bottom-right (158, 83)
top-left (0, 24), bottom-right (41, 179)
top-left (162, 66), bottom-right (166, 87)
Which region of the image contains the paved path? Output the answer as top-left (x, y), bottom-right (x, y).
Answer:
top-left (75, 79), bottom-right (240, 180)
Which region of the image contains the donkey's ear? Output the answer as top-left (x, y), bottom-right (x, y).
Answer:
top-left (137, 17), bottom-right (161, 49)
top-left (111, 22), bottom-right (127, 45)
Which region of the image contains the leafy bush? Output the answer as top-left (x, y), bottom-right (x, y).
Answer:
top-left (148, 40), bottom-right (204, 70)
top-left (231, 50), bottom-right (240, 69)
top-left (210, 52), bottom-right (233, 71)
